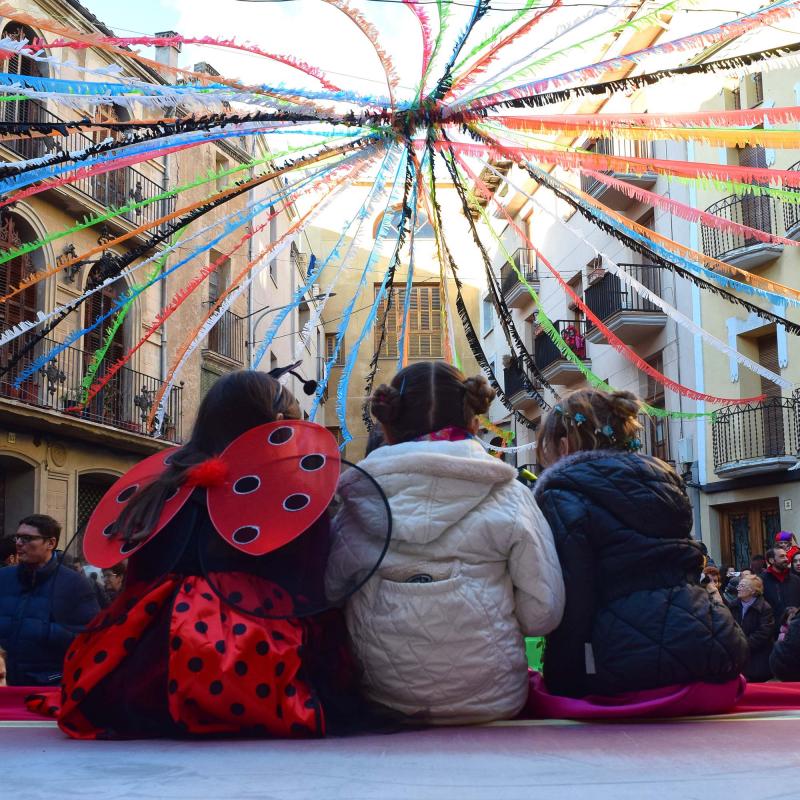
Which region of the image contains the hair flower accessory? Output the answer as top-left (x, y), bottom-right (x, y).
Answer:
top-left (600, 424), bottom-right (616, 443)
top-left (627, 437), bottom-right (643, 452)
top-left (574, 413), bottom-right (586, 425)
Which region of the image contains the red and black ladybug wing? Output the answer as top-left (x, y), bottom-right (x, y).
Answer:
top-left (83, 448), bottom-right (193, 568)
top-left (207, 421), bottom-right (340, 556)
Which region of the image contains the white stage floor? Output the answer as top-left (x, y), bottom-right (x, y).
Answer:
top-left (4, 713), bottom-right (800, 800)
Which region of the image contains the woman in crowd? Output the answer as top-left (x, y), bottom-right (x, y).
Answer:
top-left (327, 361), bottom-right (565, 725)
top-left (532, 389), bottom-right (747, 705)
top-left (727, 575), bottom-right (775, 682)
top-left (57, 370), bottom-right (363, 739)
top-left (791, 552), bottom-right (800, 580)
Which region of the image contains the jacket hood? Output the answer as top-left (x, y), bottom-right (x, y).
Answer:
top-left (534, 449), bottom-right (693, 541)
top-left (338, 438), bottom-right (518, 545)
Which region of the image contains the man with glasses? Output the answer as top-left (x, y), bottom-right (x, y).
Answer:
top-left (0, 515), bottom-right (99, 685)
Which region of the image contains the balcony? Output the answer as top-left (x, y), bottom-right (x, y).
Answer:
top-left (205, 307), bottom-right (246, 365)
top-left (584, 264), bottom-right (666, 345)
top-left (579, 138), bottom-right (657, 210)
top-left (534, 319), bottom-right (590, 386)
top-left (782, 160), bottom-right (800, 240)
top-left (701, 193), bottom-right (783, 269)
top-left (0, 334), bottom-right (183, 444)
top-left (503, 362), bottom-right (540, 411)
top-left (0, 101), bottom-right (174, 238)
top-left (712, 396), bottom-right (799, 478)
top-left (500, 249), bottom-right (539, 308)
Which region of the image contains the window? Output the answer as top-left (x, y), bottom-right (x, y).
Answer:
top-left (639, 351), bottom-right (670, 463)
top-left (325, 333), bottom-right (345, 366)
top-left (373, 284), bottom-right (442, 359)
top-left (269, 216), bottom-right (278, 284)
top-left (482, 297), bottom-right (494, 336)
top-left (374, 207), bottom-right (435, 240)
top-left (216, 153), bottom-right (229, 192)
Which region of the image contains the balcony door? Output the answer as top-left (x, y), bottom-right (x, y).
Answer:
top-left (83, 261), bottom-right (126, 425)
top-left (758, 333), bottom-right (784, 457)
top-left (738, 145), bottom-right (771, 242)
top-left (0, 213), bottom-right (40, 402)
top-left (1, 23), bottom-right (46, 127)
top-left (719, 499), bottom-right (781, 570)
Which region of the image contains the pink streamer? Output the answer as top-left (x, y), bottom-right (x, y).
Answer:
top-left (402, 0), bottom-right (434, 83)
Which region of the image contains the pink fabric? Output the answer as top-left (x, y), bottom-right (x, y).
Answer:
top-left (414, 427), bottom-right (473, 443)
top-left (524, 672), bottom-right (748, 719)
top-left (0, 686), bottom-right (56, 721)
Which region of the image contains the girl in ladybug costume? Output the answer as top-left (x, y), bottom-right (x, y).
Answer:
top-left (50, 370), bottom-right (389, 740)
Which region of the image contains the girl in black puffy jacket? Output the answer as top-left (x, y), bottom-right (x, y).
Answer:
top-left (534, 389), bottom-right (748, 700)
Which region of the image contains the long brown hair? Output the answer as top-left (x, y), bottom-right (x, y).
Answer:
top-left (537, 388), bottom-right (642, 468)
top-left (370, 361), bottom-right (494, 444)
top-left (114, 370), bottom-right (300, 541)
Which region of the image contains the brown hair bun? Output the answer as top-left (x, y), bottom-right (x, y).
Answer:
top-left (463, 374), bottom-right (495, 417)
top-left (370, 383), bottom-right (402, 424)
top-left (608, 390), bottom-right (641, 422)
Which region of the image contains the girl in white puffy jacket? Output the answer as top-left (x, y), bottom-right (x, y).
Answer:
top-left (326, 361), bottom-right (565, 725)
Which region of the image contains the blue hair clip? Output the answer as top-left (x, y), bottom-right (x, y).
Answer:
top-left (554, 404), bottom-right (563, 414)
top-left (574, 413), bottom-right (586, 425)
top-left (600, 424), bottom-right (615, 442)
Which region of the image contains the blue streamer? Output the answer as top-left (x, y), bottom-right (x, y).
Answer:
top-left (12, 155), bottom-right (357, 388)
top-left (397, 170), bottom-right (420, 370)
top-left (254, 145), bottom-right (396, 371)
top-left (335, 151), bottom-right (410, 444)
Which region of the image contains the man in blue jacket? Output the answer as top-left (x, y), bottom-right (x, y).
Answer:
top-left (0, 514), bottom-right (99, 685)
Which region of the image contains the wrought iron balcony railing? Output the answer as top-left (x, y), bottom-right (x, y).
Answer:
top-left (584, 264), bottom-right (662, 323)
top-left (204, 306), bottom-right (247, 364)
top-left (712, 396), bottom-right (799, 472)
top-left (701, 193), bottom-right (782, 261)
top-left (503, 363), bottom-right (527, 398)
top-left (579, 138), bottom-right (655, 195)
top-left (534, 319), bottom-right (589, 370)
top-left (783, 160), bottom-right (800, 233)
top-left (0, 101), bottom-right (174, 232)
top-left (0, 333), bottom-right (183, 442)
top-left (500, 249), bottom-right (538, 296)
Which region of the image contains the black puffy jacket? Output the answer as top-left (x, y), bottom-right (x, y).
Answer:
top-left (534, 450), bottom-right (748, 698)
top-left (770, 614), bottom-right (800, 681)
top-left (728, 596), bottom-right (775, 682)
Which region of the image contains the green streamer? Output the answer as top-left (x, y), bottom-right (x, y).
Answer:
top-left (419, 0), bottom-right (452, 100)
top-left (0, 133), bottom-right (367, 266)
top-left (452, 0), bottom-right (537, 75)
top-left (460, 0), bottom-right (682, 103)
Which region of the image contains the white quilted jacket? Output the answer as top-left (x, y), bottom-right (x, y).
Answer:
top-left (327, 438), bottom-right (565, 724)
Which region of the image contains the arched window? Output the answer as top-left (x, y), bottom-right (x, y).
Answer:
top-left (373, 205), bottom-right (435, 240)
top-left (1, 23), bottom-right (46, 125)
top-left (0, 212), bottom-right (37, 333)
top-left (93, 104), bottom-right (131, 208)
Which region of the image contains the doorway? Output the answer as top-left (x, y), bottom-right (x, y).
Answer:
top-left (718, 498), bottom-right (781, 570)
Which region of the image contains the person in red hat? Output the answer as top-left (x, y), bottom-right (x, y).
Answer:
top-left (775, 531), bottom-right (799, 562)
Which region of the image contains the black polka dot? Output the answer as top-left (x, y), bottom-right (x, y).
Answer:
top-left (71, 687), bottom-right (86, 702)
top-left (171, 636), bottom-right (182, 651)
top-left (183, 582), bottom-right (192, 593)
top-left (276, 703), bottom-right (283, 719)
top-left (255, 640), bottom-right (269, 656)
top-left (272, 631), bottom-right (285, 641)
top-left (119, 540), bottom-right (138, 555)
top-left (48, 705), bottom-right (58, 715)
top-left (215, 640), bottom-right (226, 654)
top-left (209, 681), bottom-right (223, 695)
top-left (115, 613), bottom-right (128, 626)
top-left (116, 485), bottom-right (138, 503)
top-left (195, 621), bottom-right (208, 635)
top-left (300, 454), bottom-right (326, 472)
top-left (284, 684), bottom-right (296, 697)
top-left (102, 523), bottom-right (115, 538)
top-left (73, 668), bottom-right (82, 682)
top-left (230, 703), bottom-right (245, 716)
top-left (165, 486), bottom-right (181, 502)
top-left (66, 650), bottom-right (75, 661)
top-left (232, 526), bottom-right (260, 545)
top-left (201, 593), bottom-right (213, 601)
top-left (275, 661), bottom-right (285, 677)
top-left (256, 683), bottom-right (271, 698)
top-left (233, 476), bottom-right (260, 495)
top-left (168, 680), bottom-right (178, 694)
top-left (188, 657), bottom-right (203, 673)
top-left (175, 602), bottom-right (190, 613)
top-left (283, 493), bottom-right (310, 512)
top-left (233, 623), bottom-right (246, 635)
top-left (93, 650), bottom-right (107, 664)
top-left (221, 612), bottom-right (228, 623)
top-left (234, 661), bottom-right (248, 676)
top-left (145, 602), bottom-right (158, 615)
top-left (262, 598), bottom-right (274, 611)
top-left (268, 426), bottom-right (293, 445)
top-left (228, 591), bottom-right (243, 604)
top-left (123, 637), bottom-right (137, 653)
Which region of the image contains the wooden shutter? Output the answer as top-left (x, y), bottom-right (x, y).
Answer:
top-left (758, 333), bottom-right (781, 398)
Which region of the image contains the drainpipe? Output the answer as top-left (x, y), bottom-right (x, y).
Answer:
top-left (688, 140), bottom-right (706, 542)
